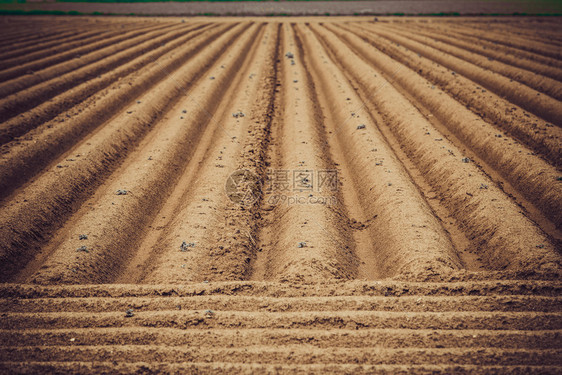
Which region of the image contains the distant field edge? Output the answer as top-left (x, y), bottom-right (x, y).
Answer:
top-left (1, 9), bottom-right (562, 16)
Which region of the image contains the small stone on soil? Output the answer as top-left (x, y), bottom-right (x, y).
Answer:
top-left (357, 124), bottom-right (366, 130)
top-left (297, 242), bottom-right (307, 248)
top-left (180, 241), bottom-right (196, 251)
top-left (116, 189), bottom-right (128, 195)
top-left (76, 246), bottom-right (89, 253)
top-left (125, 309), bottom-right (134, 318)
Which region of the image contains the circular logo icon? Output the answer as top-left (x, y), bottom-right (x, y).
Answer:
top-left (225, 169), bottom-right (262, 206)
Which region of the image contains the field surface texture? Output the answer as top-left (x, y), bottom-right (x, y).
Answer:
top-left (0, 15), bottom-right (561, 374)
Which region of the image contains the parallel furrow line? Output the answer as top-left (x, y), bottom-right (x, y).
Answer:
top-left (0, 22), bottom-right (178, 83)
top-left (341, 24), bottom-right (562, 170)
top-left (251, 23), bottom-right (357, 282)
top-left (295, 23), bottom-right (463, 279)
top-left (0, 23), bottom-right (243, 283)
top-left (139, 24), bottom-right (278, 284)
top-left (356, 23), bottom-right (562, 126)
top-left (0, 23), bottom-right (223, 201)
top-left (1, 327), bottom-right (559, 349)
top-left (313, 24), bottom-right (562, 273)
top-left (336, 23), bottom-right (562, 231)
top-left (380, 23), bottom-right (562, 101)
top-left (0, 347), bottom-right (560, 366)
top-left (0, 23), bottom-right (197, 121)
top-left (0, 22), bottom-right (211, 147)
top-left (396, 22), bottom-right (562, 82)
top-left (2, 295), bottom-right (560, 313)
top-left (27, 23), bottom-right (263, 285)
top-left (1, 310), bottom-right (561, 331)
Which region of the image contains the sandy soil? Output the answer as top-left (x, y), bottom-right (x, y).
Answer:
top-left (0, 16), bottom-right (561, 373)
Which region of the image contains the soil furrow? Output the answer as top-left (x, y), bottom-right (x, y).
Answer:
top-left (341, 23), bottom-right (562, 170)
top-left (140, 23), bottom-right (276, 284)
top-left (333, 23), bottom-right (562, 232)
top-left (451, 23), bottom-right (562, 61)
top-left (0, 23), bottom-right (212, 146)
top-left (2, 310), bottom-right (561, 331)
top-left (312, 24), bottom-right (562, 274)
top-left (2, 295), bottom-right (560, 313)
top-left (297, 23), bottom-right (465, 279)
top-left (0, 17), bottom-right (560, 372)
top-left (0, 24), bottom-right (195, 121)
top-left (0, 23), bottom-right (225, 201)
top-left (356, 23), bottom-right (562, 126)
top-left (0, 22), bottom-right (179, 86)
top-left (1, 327), bottom-right (559, 349)
top-left (28, 23), bottom-right (263, 285)
top-left (0, 346), bottom-right (559, 366)
top-left (0, 23), bottom-right (245, 283)
top-left (1, 362), bottom-right (559, 375)
top-left (0, 21), bottom-right (146, 59)
top-left (3, 279), bottom-right (560, 297)
top-left (251, 23), bottom-right (357, 282)
top-left (0, 22), bottom-right (158, 72)
top-left (380, 23), bottom-right (562, 102)
top-left (0, 29), bottom-right (102, 60)
top-left (399, 22), bottom-right (562, 80)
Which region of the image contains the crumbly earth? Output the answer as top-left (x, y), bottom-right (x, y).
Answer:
top-left (0, 16), bottom-right (561, 374)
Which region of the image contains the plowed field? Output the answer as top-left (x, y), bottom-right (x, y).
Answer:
top-left (0, 16), bottom-right (561, 374)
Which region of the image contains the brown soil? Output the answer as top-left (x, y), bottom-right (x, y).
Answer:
top-left (0, 16), bottom-right (561, 374)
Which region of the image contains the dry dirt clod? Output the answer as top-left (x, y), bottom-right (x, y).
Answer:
top-left (180, 241), bottom-right (196, 251)
top-left (76, 246), bottom-right (89, 253)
